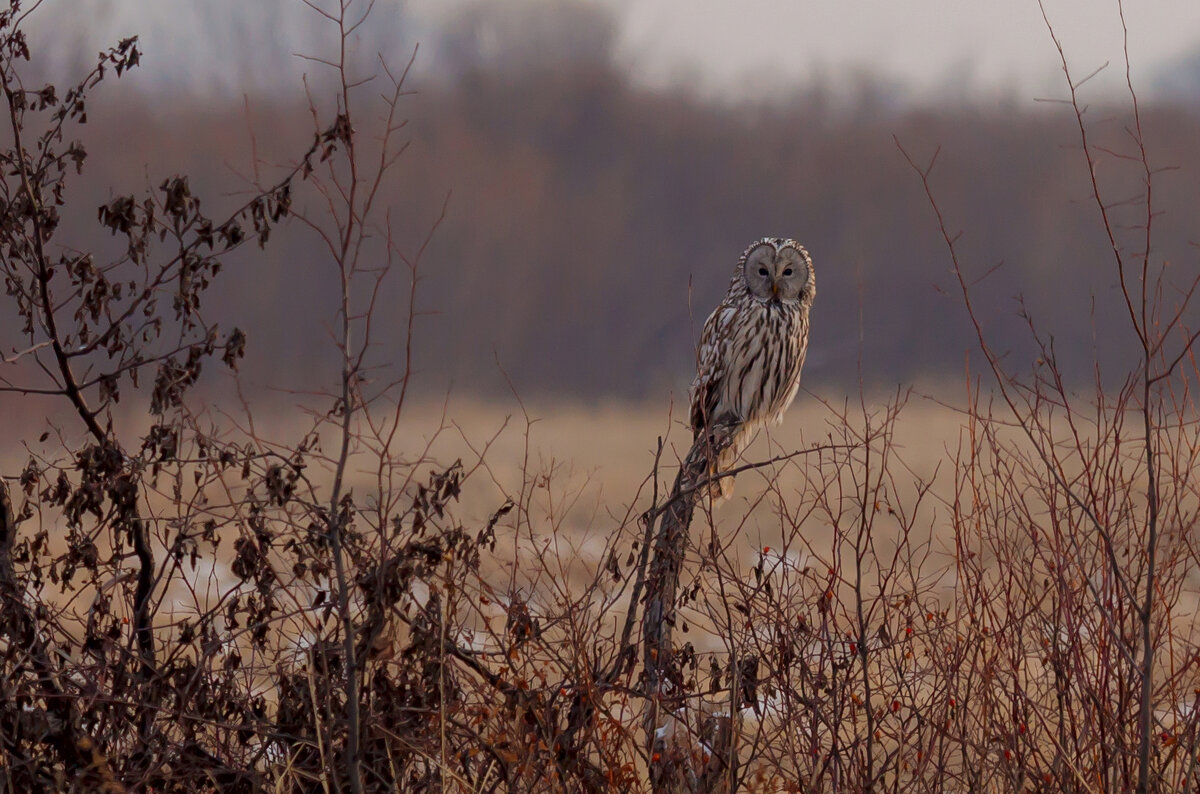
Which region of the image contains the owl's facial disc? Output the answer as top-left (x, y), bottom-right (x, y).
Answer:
top-left (774, 246), bottom-right (809, 302)
top-left (744, 242), bottom-right (809, 304)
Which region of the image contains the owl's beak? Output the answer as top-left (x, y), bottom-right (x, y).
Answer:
top-left (771, 281), bottom-right (780, 300)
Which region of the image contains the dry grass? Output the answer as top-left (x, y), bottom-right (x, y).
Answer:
top-left (368, 387), bottom-right (960, 549)
top-left (12, 382), bottom-right (1200, 791)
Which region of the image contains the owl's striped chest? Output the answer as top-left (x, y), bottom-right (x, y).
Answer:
top-left (719, 300), bottom-right (808, 427)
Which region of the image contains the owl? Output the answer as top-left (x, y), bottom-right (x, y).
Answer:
top-left (689, 237), bottom-right (815, 499)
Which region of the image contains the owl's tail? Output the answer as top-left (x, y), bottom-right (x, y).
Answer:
top-left (691, 427), bottom-right (746, 503)
top-left (708, 447), bottom-right (738, 501)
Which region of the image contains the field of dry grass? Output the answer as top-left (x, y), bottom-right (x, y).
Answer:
top-left (380, 386), bottom-right (962, 550)
top-left (4, 382), bottom-right (966, 555)
top-left (7, 375), bottom-right (1200, 792)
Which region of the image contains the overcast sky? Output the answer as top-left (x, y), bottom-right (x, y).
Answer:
top-left (608, 0), bottom-right (1200, 101)
top-left (29, 0), bottom-right (1200, 105)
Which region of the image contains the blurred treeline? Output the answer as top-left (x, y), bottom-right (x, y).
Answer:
top-left (28, 2), bottom-right (1200, 400)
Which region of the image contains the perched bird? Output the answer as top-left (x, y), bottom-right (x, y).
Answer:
top-left (689, 237), bottom-right (815, 498)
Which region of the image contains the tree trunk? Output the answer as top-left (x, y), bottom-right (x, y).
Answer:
top-left (643, 423), bottom-right (738, 793)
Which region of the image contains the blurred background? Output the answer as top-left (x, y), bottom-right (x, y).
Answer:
top-left (17, 0), bottom-right (1200, 401)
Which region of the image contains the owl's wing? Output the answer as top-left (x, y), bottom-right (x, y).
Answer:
top-left (689, 302), bottom-right (734, 434)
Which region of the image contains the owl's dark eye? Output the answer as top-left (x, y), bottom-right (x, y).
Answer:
top-left (783, 268), bottom-right (793, 277)
top-left (758, 267), bottom-right (769, 277)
